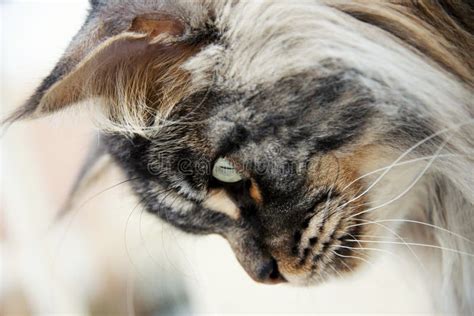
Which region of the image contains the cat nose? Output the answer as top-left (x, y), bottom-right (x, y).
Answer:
top-left (254, 258), bottom-right (287, 284)
top-left (226, 233), bottom-right (287, 285)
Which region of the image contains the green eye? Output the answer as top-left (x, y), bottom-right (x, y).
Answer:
top-left (212, 158), bottom-right (243, 183)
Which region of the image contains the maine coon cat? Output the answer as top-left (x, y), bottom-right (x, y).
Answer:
top-left (5, 0), bottom-right (473, 314)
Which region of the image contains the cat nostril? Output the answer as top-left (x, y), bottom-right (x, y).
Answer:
top-left (269, 262), bottom-right (280, 280)
top-left (256, 258), bottom-right (286, 284)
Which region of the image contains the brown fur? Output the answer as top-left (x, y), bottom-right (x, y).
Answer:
top-left (271, 151), bottom-right (374, 278)
top-left (249, 180), bottom-right (264, 205)
top-left (329, 0), bottom-right (474, 85)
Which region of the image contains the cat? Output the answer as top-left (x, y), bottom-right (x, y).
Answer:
top-left (5, 0), bottom-right (474, 314)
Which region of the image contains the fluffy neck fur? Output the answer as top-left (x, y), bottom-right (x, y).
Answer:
top-left (318, 1), bottom-right (474, 313)
top-left (425, 174), bottom-right (474, 314)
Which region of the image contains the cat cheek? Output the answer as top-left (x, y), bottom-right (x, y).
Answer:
top-left (202, 189), bottom-right (241, 220)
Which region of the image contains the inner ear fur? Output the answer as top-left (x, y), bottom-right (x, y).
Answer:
top-left (41, 32), bottom-right (199, 130)
top-left (5, 13), bottom-right (201, 131)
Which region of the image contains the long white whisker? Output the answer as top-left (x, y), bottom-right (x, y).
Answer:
top-left (322, 183), bottom-right (336, 220)
top-left (355, 219), bottom-right (427, 272)
top-left (338, 244), bottom-right (407, 264)
top-left (352, 234), bottom-right (397, 240)
top-left (332, 251), bottom-right (375, 267)
top-left (337, 245), bottom-right (398, 258)
top-left (124, 199), bottom-right (149, 280)
top-left (338, 258), bottom-right (355, 273)
top-left (346, 240), bottom-right (474, 258)
top-left (348, 219), bottom-right (474, 245)
top-left (337, 119), bottom-right (474, 210)
top-left (345, 232), bottom-right (363, 248)
top-left (325, 255), bottom-right (345, 279)
top-left (349, 133), bottom-right (452, 220)
top-left (341, 153), bottom-right (470, 194)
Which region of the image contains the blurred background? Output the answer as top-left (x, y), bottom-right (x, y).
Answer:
top-left (1, 0), bottom-right (436, 315)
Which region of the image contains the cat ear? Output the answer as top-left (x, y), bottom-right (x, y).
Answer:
top-left (5, 12), bottom-right (199, 126)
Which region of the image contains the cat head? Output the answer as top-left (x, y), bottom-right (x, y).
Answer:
top-left (7, 0), bottom-right (473, 285)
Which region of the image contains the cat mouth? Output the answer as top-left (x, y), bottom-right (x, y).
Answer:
top-left (282, 202), bottom-right (366, 283)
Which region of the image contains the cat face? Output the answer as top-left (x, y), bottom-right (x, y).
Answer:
top-left (9, 0), bottom-right (472, 285)
top-left (104, 68), bottom-right (377, 283)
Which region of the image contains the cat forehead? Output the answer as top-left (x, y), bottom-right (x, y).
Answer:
top-left (85, 1), bottom-right (346, 98)
top-left (181, 1), bottom-right (373, 90)
top-left (89, 0), bottom-right (208, 20)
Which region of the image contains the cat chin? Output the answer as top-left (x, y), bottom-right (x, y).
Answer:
top-left (279, 271), bottom-right (330, 287)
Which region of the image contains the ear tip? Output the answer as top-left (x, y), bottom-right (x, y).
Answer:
top-left (0, 108), bottom-right (27, 138)
top-left (2, 107), bottom-right (31, 126)
top-left (2, 94), bottom-right (42, 127)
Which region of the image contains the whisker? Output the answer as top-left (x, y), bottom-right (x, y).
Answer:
top-left (346, 240), bottom-right (474, 258)
top-left (124, 197), bottom-right (151, 280)
top-left (332, 250), bottom-right (375, 267)
top-left (349, 132), bottom-right (452, 220)
top-left (55, 177), bottom-right (141, 223)
top-left (322, 183), bottom-right (336, 221)
top-left (51, 177), bottom-right (142, 279)
top-left (354, 219), bottom-right (427, 272)
top-left (337, 119), bottom-right (474, 211)
top-left (341, 153), bottom-right (470, 194)
top-left (321, 251), bottom-right (345, 279)
top-left (138, 187), bottom-right (175, 270)
top-left (348, 219), bottom-right (474, 244)
top-left (337, 256), bottom-right (355, 273)
top-left (154, 185), bottom-right (198, 280)
top-left (337, 245), bottom-right (399, 258)
top-left (351, 234), bottom-right (396, 240)
top-left (337, 230), bottom-right (400, 259)
top-left (317, 267), bottom-right (333, 283)
top-left (344, 232), bottom-right (363, 248)
top-left (325, 199), bottom-right (370, 221)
